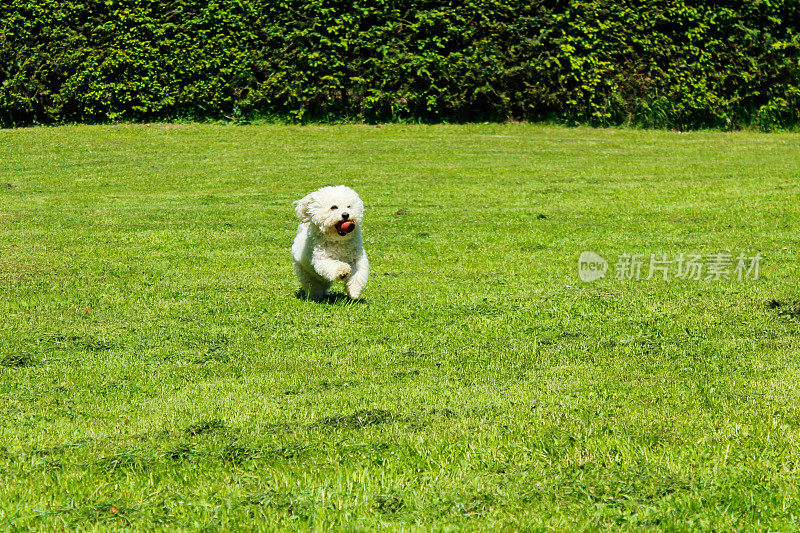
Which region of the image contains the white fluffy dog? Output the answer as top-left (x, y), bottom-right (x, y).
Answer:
top-left (292, 186), bottom-right (369, 300)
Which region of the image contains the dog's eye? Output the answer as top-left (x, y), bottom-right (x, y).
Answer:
top-left (347, 205), bottom-right (351, 208)
top-left (330, 205), bottom-right (338, 210)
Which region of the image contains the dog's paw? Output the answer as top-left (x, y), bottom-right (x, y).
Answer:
top-left (336, 264), bottom-right (352, 279)
top-left (345, 285), bottom-right (362, 299)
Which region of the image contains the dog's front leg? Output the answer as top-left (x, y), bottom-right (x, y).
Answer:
top-left (345, 252), bottom-right (369, 299)
top-left (311, 250), bottom-right (351, 282)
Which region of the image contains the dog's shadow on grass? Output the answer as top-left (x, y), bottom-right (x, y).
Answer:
top-left (294, 290), bottom-right (367, 305)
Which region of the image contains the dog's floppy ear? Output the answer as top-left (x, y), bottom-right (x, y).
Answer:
top-left (293, 192), bottom-right (315, 222)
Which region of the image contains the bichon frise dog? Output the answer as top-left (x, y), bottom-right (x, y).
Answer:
top-left (292, 185), bottom-right (369, 300)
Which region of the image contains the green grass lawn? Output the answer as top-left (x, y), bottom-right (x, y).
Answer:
top-left (1, 123), bottom-right (799, 531)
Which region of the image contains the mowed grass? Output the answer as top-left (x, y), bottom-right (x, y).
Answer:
top-left (0, 123), bottom-right (799, 531)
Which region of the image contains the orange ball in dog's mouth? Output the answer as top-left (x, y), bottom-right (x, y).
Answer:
top-left (336, 220), bottom-right (356, 236)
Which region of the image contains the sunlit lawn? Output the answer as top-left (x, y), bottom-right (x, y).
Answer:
top-left (1, 123), bottom-right (799, 530)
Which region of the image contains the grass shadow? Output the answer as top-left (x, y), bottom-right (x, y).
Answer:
top-left (0, 353), bottom-right (38, 367)
top-left (294, 289), bottom-right (367, 305)
top-left (311, 409), bottom-right (395, 430)
top-left (185, 418), bottom-right (227, 437)
top-left (768, 298), bottom-right (800, 319)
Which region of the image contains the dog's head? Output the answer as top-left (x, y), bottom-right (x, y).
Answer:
top-left (294, 185), bottom-right (364, 238)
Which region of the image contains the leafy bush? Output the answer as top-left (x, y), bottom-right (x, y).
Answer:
top-left (1, 0), bottom-right (798, 128)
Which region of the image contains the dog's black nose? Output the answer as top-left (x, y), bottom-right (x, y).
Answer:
top-left (341, 212), bottom-right (349, 220)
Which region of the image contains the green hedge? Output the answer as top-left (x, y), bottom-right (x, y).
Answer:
top-left (2, 0), bottom-right (799, 128)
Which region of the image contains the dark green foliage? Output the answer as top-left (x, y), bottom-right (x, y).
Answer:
top-left (1, 0), bottom-right (798, 128)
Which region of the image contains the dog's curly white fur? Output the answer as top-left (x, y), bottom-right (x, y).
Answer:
top-left (292, 186), bottom-right (369, 300)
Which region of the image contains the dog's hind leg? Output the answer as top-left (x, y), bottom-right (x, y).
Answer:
top-left (307, 280), bottom-right (332, 301)
top-left (294, 260), bottom-right (331, 300)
